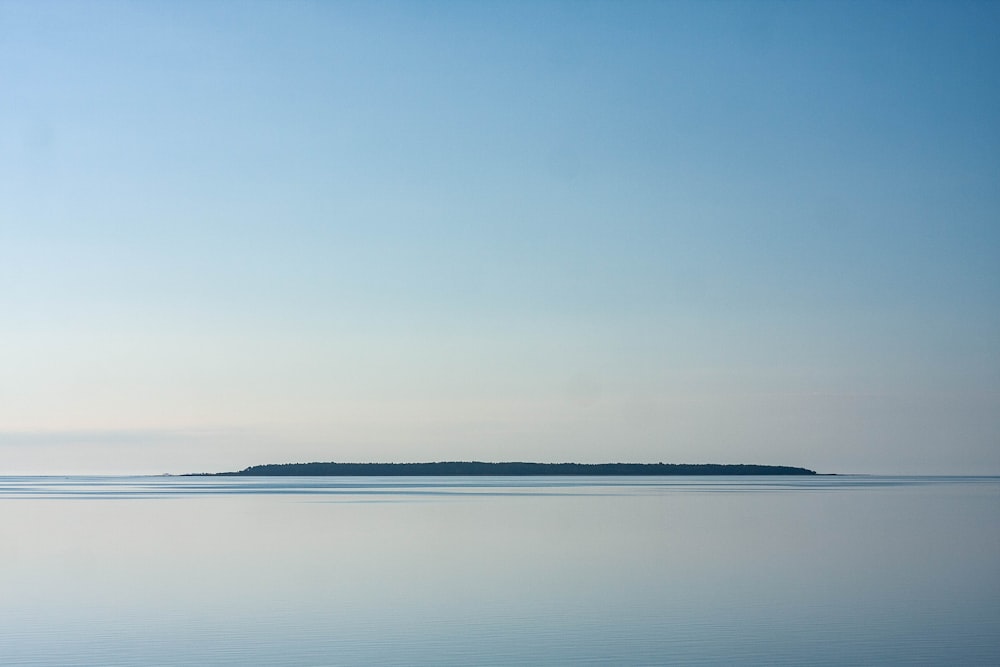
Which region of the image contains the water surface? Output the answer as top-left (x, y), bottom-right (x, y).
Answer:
top-left (2, 476), bottom-right (997, 665)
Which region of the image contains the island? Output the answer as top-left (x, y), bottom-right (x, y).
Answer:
top-left (195, 462), bottom-right (817, 476)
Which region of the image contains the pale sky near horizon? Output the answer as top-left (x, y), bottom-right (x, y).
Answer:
top-left (2, 0), bottom-right (998, 475)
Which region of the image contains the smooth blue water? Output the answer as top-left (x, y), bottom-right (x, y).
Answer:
top-left (1, 476), bottom-right (997, 665)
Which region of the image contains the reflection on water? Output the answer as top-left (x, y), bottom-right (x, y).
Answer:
top-left (3, 474), bottom-right (994, 499)
top-left (2, 476), bottom-right (998, 666)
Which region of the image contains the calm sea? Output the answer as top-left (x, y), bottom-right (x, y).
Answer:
top-left (1, 475), bottom-right (997, 666)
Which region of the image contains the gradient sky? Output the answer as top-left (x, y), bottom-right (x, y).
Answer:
top-left (2, 0), bottom-right (998, 474)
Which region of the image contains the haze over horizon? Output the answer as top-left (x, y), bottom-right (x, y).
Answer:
top-left (2, 1), bottom-right (998, 475)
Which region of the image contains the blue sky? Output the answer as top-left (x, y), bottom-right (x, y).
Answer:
top-left (2, 0), bottom-right (998, 474)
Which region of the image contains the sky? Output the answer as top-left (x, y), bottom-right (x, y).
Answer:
top-left (1, 0), bottom-right (998, 475)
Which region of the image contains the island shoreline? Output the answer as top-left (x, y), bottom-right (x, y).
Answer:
top-left (189, 462), bottom-right (818, 476)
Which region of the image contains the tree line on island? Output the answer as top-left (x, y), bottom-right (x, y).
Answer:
top-left (196, 462), bottom-right (817, 476)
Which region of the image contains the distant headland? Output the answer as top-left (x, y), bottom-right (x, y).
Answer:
top-left (193, 462), bottom-right (817, 476)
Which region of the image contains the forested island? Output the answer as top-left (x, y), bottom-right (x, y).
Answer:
top-left (198, 462), bottom-right (817, 476)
